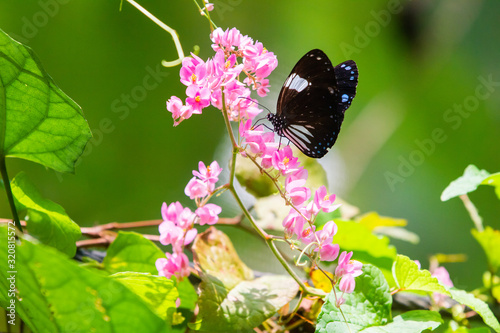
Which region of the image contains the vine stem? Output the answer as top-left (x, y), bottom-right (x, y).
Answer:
top-left (0, 156), bottom-right (22, 232)
top-left (125, 0), bottom-right (185, 67)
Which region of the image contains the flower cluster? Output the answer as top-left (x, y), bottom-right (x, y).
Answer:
top-left (164, 27), bottom-right (362, 297)
top-left (166, 27), bottom-right (278, 125)
top-left (156, 161), bottom-right (222, 279)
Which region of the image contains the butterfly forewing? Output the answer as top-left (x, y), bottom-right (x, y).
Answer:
top-left (271, 49), bottom-right (358, 158)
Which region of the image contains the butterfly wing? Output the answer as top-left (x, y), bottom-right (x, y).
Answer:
top-left (275, 49), bottom-right (358, 158)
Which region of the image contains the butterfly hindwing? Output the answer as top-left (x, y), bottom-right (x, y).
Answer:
top-left (270, 49), bottom-right (358, 158)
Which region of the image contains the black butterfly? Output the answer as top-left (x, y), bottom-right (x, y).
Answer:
top-left (267, 49), bottom-right (358, 158)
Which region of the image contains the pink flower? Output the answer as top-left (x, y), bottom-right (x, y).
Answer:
top-left (431, 266), bottom-right (454, 307)
top-left (339, 274), bottom-right (356, 294)
top-left (432, 266), bottom-right (454, 288)
top-left (185, 177), bottom-right (209, 199)
top-left (282, 208), bottom-right (308, 238)
top-left (285, 176), bottom-right (310, 206)
top-left (158, 220), bottom-right (196, 252)
top-left (313, 186), bottom-right (340, 214)
top-left (156, 252), bottom-right (190, 279)
top-left (318, 243), bottom-right (340, 262)
top-left (193, 160), bottom-right (222, 187)
top-left (211, 27), bottom-right (245, 51)
top-left (161, 201), bottom-right (196, 229)
top-left (159, 203), bottom-right (197, 251)
top-left (186, 85), bottom-right (210, 113)
top-left (318, 221), bottom-right (338, 243)
top-left (180, 55), bottom-right (207, 86)
top-left (161, 202), bottom-right (183, 223)
top-left (298, 225), bottom-right (316, 244)
top-left (166, 96), bottom-right (183, 118)
top-left (272, 146), bottom-right (300, 175)
top-left (159, 221), bottom-right (183, 246)
top-left (196, 204), bottom-right (222, 225)
top-left (335, 251), bottom-right (363, 280)
top-left (256, 78), bottom-right (270, 97)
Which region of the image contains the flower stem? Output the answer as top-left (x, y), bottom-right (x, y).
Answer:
top-left (0, 156), bottom-right (22, 232)
top-left (459, 194), bottom-right (483, 231)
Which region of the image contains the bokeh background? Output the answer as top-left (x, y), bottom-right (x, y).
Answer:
top-left (1, 0), bottom-right (499, 291)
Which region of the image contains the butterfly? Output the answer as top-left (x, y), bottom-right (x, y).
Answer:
top-left (267, 49), bottom-right (358, 158)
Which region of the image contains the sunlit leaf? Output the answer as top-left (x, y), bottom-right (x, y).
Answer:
top-left (393, 255), bottom-right (449, 295)
top-left (449, 288), bottom-right (500, 333)
top-left (191, 227), bottom-right (299, 332)
top-left (481, 172), bottom-right (500, 200)
top-left (358, 212), bottom-right (407, 230)
top-left (316, 265), bottom-right (392, 332)
top-left (102, 231), bottom-right (165, 275)
top-left (112, 272), bottom-right (177, 322)
top-left (334, 220), bottom-right (397, 286)
top-left (471, 227), bottom-right (500, 274)
top-left (11, 171), bottom-right (80, 256)
top-left (441, 165), bottom-right (490, 201)
top-left (362, 310), bottom-right (442, 333)
top-left (0, 225), bottom-right (169, 333)
top-left (0, 29), bottom-right (91, 173)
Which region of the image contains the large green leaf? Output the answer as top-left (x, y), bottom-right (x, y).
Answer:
top-left (392, 255), bottom-right (449, 295)
top-left (449, 289), bottom-right (500, 333)
top-left (111, 272), bottom-right (177, 322)
top-left (0, 29), bottom-right (91, 173)
top-left (11, 171), bottom-right (80, 256)
top-left (102, 231), bottom-right (166, 275)
top-left (441, 165), bottom-right (490, 201)
top-left (316, 265), bottom-right (392, 333)
top-left (103, 232), bottom-right (198, 332)
top-left (190, 227), bottom-right (299, 332)
top-left (0, 225), bottom-right (169, 333)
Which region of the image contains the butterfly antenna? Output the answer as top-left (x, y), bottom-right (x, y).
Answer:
top-left (237, 96), bottom-right (272, 114)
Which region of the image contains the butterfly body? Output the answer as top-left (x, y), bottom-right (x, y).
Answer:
top-left (267, 49), bottom-right (358, 158)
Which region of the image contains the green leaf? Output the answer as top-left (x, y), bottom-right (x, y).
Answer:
top-left (102, 231), bottom-right (166, 275)
top-left (11, 171), bottom-right (80, 256)
top-left (111, 272), bottom-right (177, 322)
top-left (481, 172), bottom-right (500, 199)
top-left (449, 288), bottom-right (500, 333)
top-left (334, 220), bottom-right (397, 286)
top-left (0, 225), bottom-right (169, 333)
top-left (191, 227), bottom-right (299, 332)
top-left (316, 265), bottom-right (392, 333)
top-left (393, 255), bottom-right (450, 295)
top-left (362, 310), bottom-right (442, 332)
top-left (101, 232), bottom-right (198, 332)
top-left (0, 29), bottom-right (91, 173)
top-left (172, 277), bottom-right (198, 333)
top-left (471, 226), bottom-right (500, 274)
top-left (441, 165), bottom-right (490, 201)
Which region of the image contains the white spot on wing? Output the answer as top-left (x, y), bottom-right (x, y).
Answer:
top-left (287, 74), bottom-right (309, 92)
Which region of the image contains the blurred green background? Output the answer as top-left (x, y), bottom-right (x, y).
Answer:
top-left (0, 0), bottom-right (499, 290)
